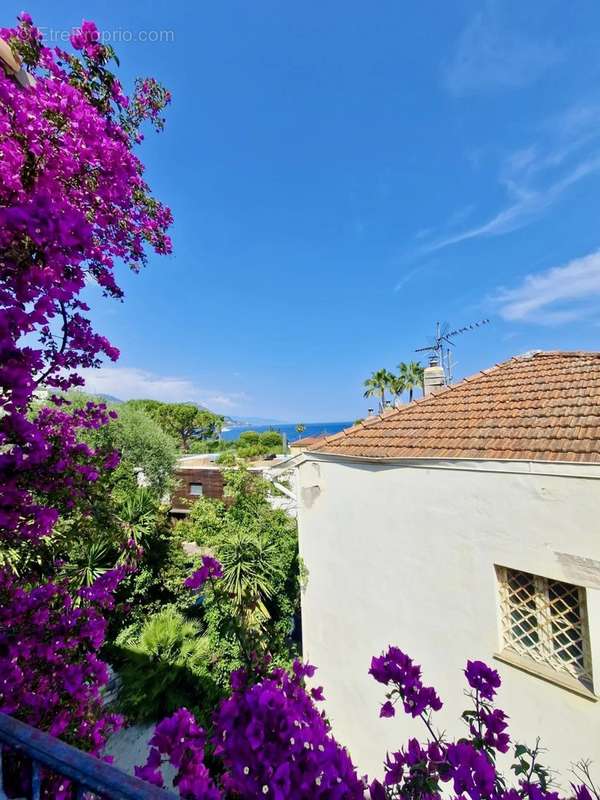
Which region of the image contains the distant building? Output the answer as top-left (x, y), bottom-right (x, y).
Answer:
top-left (170, 456), bottom-right (226, 518)
top-left (296, 351), bottom-right (600, 783)
top-left (170, 454), bottom-right (298, 518)
top-left (289, 434), bottom-right (329, 455)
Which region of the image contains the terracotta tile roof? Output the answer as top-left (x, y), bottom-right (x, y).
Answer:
top-left (310, 352), bottom-right (600, 463)
top-left (290, 434), bottom-right (329, 448)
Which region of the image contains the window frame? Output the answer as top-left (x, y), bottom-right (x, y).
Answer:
top-left (188, 482), bottom-right (204, 497)
top-left (495, 565), bottom-right (594, 697)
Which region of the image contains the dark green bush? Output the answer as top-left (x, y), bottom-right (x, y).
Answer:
top-left (114, 607), bottom-right (221, 724)
top-left (238, 430), bottom-right (260, 446)
top-left (259, 430), bottom-right (283, 448)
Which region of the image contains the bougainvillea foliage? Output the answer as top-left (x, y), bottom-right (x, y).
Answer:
top-left (0, 12), bottom-right (171, 797)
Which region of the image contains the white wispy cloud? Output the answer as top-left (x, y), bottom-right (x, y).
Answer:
top-left (444, 3), bottom-right (562, 96)
top-left (492, 250), bottom-right (600, 325)
top-left (416, 101), bottom-right (600, 257)
top-left (424, 155), bottom-right (600, 253)
top-left (79, 366), bottom-right (245, 410)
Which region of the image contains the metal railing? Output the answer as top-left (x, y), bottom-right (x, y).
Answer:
top-left (0, 713), bottom-right (177, 799)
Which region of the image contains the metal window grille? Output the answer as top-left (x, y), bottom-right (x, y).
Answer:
top-left (497, 567), bottom-right (593, 690)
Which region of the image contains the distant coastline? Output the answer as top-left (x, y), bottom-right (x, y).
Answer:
top-left (221, 421), bottom-right (354, 442)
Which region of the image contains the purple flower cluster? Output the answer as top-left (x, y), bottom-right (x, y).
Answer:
top-left (443, 741), bottom-right (497, 800)
top-left (370, 646), bottom-right (442, 718)
top-left (368, 648), bottom-right (596, 800)
top-left (465, 660), bottom-right (502, 701)
top-left (212, 660), bottom-right (365, 799)
top-left (479, 708), bottom-right (510, 754)
top-left (69, 20), bottom-right (104, 61)
top-left (184, 555), bottom-right (224, 591)
top-left (135, 662), bottom-right (365, 799)
top-left (0, 568), bottom-right (123, 794)
top-left (0, 11), bottom-right (172, 551)
top-left (370, 738), bottom-right (444, 799)
top-left (135, 709), bottom-right (221, 799)
top-left (0, 12), bottom-right (171, 795)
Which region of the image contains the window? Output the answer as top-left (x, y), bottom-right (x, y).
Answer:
top-left (497, 567), bottom-right (593, 690)
top-left (189, 483), bottom-right (203, 496)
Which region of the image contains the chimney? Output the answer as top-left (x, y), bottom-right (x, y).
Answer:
top-left (423, 355), bottom-right (445, 396)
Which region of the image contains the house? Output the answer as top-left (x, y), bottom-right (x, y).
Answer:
top-left (170, 455), bottom-right (226, 518)
top-left (170, 454), bottom-right (298, 518)
top-left (289, 433), bottom-right (329, 455)
top-left (296, 351), bottom-right (600, 783)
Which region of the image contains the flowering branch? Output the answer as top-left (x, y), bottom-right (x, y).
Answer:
top-left (34, 300), bottom-right (68, 386)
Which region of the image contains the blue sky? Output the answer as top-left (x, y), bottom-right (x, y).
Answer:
top-left (19, 1), bottom-right (600, 421)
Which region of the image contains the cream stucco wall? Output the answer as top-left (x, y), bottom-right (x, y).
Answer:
top-left (296, 455), bottom-right (600, 785)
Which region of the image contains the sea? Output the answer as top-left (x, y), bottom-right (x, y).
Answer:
top-left (221, 421), bottom-right (353, 443)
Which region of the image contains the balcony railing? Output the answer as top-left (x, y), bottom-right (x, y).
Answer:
top-left (0, 713), bottom-right (177, 799)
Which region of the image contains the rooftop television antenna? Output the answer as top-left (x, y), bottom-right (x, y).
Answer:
top-left (415, 319), bottom-right (490, 383)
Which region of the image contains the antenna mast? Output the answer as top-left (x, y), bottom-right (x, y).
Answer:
top-left (415, 319), bottom-right (490, 384)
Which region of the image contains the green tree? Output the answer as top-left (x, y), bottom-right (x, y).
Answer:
top-left (218, 528), bottom-right (282, 630)
top-left (106, 405), bottom-right (178, 498)
top-left (295, 423), bottom-right (306, 438)
top-left (114, 486), bottom-right (162, 545)
top-left (363, 368), bottom-right (393, 412)
top-left (125, 400), bottom-right (224, 452)
top-left (397, 361), bottom-right (425, 402)
top-left (172, 467), bottom-right (301, 689)
top-left (238, 430), bottom-right (260, 446)
top-left (35, 393), bottom-right (179, 499)
top-left (259, 430), bottom-right (283, 450)
top-left (29, 393), bottom-right (177, 613)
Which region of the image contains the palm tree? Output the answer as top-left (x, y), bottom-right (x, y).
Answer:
top-left (363, 369), bottom-right (392, 413)
top-left (388, 375), bottom-right (406, 407)
top-left (397, 361), bottom-right (425, 402)
top-left (295, 423), bottom-right (305, 440)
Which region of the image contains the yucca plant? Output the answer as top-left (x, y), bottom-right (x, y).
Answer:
top-left (217, 526), bottom-right (283, 630)
top-left (114, 485), bottom-right (159, 545)
top-left (62, 538), bottom-right (115, 589)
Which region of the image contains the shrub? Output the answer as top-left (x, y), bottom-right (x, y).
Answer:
top-left (216, 450), bottom-right (237, 466)
top-left (115, 607), bottom-right (221, 723)
top-left (259, 430), bottom-right (283, 448)
top-left (238, 430), bottom-right (260, 446)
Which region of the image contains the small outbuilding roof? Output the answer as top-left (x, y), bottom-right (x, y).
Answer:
top-left (310, 352), bottom-right (600, 463)
top-left (290, 434), bottom-right (329, 448)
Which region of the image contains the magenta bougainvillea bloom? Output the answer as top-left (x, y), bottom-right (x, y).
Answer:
top-left (184, 555), bottom-right (224, 591)
top-left (135, 708), bottom-right (222, 799)
top-left (0, 11), bottom-right (172, 549)
top-left (465, 659), bottom-right (502, 701)
top-left (369, 646), bottom-right (442, 718)
top-left (367, 647), bottom-right (597, 800)
top-left (0, 11), bottom-right (172, 795)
